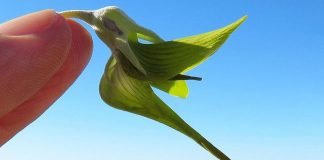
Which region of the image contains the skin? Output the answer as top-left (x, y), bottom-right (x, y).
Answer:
top-left (0, 10), bottom-right (93, 146)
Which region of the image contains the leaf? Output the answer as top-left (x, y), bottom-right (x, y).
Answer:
top-left (128, 16), bottom-right (247, 81)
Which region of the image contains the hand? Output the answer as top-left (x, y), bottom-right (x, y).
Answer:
top-left (0, 10), bottom-right (92, 146)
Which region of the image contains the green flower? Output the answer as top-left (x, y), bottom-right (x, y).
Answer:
top-left (60, 6), bottom-right (246, 160)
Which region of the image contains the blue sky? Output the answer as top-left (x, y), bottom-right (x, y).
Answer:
top-left (1, 0), bottom-right (324, 160)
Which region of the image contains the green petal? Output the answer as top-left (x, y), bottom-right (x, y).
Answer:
top-left (129, 16), bottom-right (247, 81)
top-left (150, 74), bottom-right (202, 98)
top-left (114, 45), bottom-right (190, 98)
top-left (99, 56), bottom-right (170, 119)
top-left (134, 25), bottom-right (164, 43)
top-left (115, 37), bottom-right (147, 75)
top-left (150, 80), bottom-right (189, 98)
top-left (99, 56), bottom-right (230, 160)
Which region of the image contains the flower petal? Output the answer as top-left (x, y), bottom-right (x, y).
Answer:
top-left (150, 80), bottom-right (189, 98)
top-left (115, 37), bottom-right (147, 75)
top-left (129, 16), bottom-right (247, 81)
top-left (99, 56), bottom-right (230, 160)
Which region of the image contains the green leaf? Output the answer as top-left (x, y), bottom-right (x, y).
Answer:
top-left (128, 16), bottom-right (247, 81)
top-left (99, 56), bottom-right (230, 160)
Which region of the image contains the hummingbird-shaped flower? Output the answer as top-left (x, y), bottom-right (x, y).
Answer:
top-left (60, 6), bottom-right (246, 160)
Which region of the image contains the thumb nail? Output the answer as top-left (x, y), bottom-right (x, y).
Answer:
top-left (0, 10), bottom-right (60, 36)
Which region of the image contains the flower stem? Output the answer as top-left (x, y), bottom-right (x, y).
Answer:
top-left (59, 10), bottom-right (94, 25)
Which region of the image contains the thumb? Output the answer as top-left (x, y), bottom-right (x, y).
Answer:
top-left (0, 10), bottom-right (72, 117)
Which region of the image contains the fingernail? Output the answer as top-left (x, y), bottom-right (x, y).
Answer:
top-left (0, 10), bottom-right (61, 36)
top-left (36, 10), bottom-right (60, 33)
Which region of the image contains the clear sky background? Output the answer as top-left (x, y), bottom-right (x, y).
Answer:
top-left (1, 0), bottom-right (324, 160)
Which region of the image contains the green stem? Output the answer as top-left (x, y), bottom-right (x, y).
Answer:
top-left (59, 10), bottom-right (94, 25)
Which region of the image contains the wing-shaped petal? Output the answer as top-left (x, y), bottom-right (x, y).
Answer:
top-left (150, 80), bottom-right (189, 98)
top-left (128, 16), bottom-right (247, 81)
top-left (99, 56), bottom-right (230, 160)
top-left (115, 37), bottom-right (147, 75)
